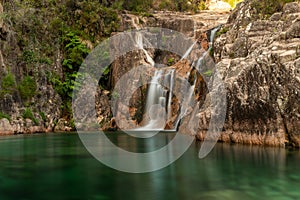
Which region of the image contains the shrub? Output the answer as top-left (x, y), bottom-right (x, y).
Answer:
top-left (216, 27), bottom-right (229, 37)
top-left (203, 69), bottom-right (213, 77)
top-left (22, 50), bottom-right (37, 64)
top-left (252, 0), bottom-right (297, 19)
top-left (122, 0), bottom-right (153, 12)
top-left (18, 76), bottom-right (37, 100)
top-left (167, 58), bottom-right (175, 66)
top-left (223, 0), bottom-right (244, 8)
top-left (198, 1), bottom-right (208, 10)
top-left (39, 112), bottom-right (47, 122)
top-left (0, 72), bottom-right (16, 96)
top-left (0, 112), bottom-right (11, 121)
top-left (22, 108), bottom-right (39, 125)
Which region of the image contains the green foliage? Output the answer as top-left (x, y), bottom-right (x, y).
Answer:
top-left (159, 0), bottom-right (176, 10)
top-left (216, 27), bottom-right (229, 37)
top-left (223, 0), bottom-right (244, 8)
top-left (22, 50), bottom-right (37, 64)
top-left (117, 0), bottom-right (207, 12)
top-left (252, 0), bottom-right (297, 19)
top-left (111, 91), bottom-right (119, 100)
top-left (22, 108), bottom-right (39, 125)
top-left (111, 0), bottom-right (124, 10)
top-left (0, 72), bottom-right (16, 96)
top-left (2, 0), bottom-right (122, 121)
top-left (38, 57), bottom-right (52, 65)
top-left (203, 69), bottom-right (213, 77)
top-left (0, 112), bottom-right (11, 121)
top-left (18, 76), bottom-right (37, 100)
top-left (198, 1), bottom-right (208, 10)
top-left (48, 72), bottom-right (81, 101)
top-left (209, 47), bottom-right (214, 57)
top-left (46, 31), bottom-right (89, 117)
top-left (60, 0), bottom-right (119, 42)
top-left (175, 0), bottom-right (195, 11)
top-left (69, 118), bottom-right (75, 129)
top-left (62, 31), bottom-right (90, 72)
top-left (123, 0), bottom-right (153, 12)
top-left (167, 58), bottom-right (175, 66)
top-left (102, 66), bottom-right (110, 76)
top-left (59, 31), bottom-right (90, 105)
top-left (39, 112), bottom-right (47, 122)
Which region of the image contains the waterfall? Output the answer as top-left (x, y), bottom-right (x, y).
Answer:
top-left (134, 26), bottom-right (220, 131)
top-left (142, 69), bottom-right (176, 130)
top-left (137, 41), bottom-right (197, 130)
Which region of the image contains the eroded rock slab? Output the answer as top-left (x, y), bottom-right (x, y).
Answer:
top-left (197, 1), bottom-right (300, 147)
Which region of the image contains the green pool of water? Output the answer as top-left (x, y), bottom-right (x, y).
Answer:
top-left (0, 132), bottom-right (299, 200)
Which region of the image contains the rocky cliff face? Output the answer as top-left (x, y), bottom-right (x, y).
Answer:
top-left (0, 1), bottom-right (64, 134)
top-left (196, 1), bottom-right (300, 147)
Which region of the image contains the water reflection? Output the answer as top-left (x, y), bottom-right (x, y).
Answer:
top-left (0, 133), bottom-right (299, 200)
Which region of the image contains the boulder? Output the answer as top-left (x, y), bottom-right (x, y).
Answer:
top-left (0, 118), bottom-right (13, 135)
top-left (283, 2), bottom-right (300, 14)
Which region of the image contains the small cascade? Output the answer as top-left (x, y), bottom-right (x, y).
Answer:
top-left (131, 17), bottom-right (140, 30)
top-left (209, 26), bottom-right (220, 46)
top-left (135, 32), bottom-right (155, 66)
top-left (180, 41), bottom-right (198, 60)
top-left (173, 81), bottom-right (196, 130)
top-left (135, 70), bottom-right (168, 131)
top-left (165, 69), bottom-right (175, 120)
top-left (144, 70), bottom-right (164, 114)
top-left (196, 26), bottom-right (220, 71)
top-left (195, 51), bottom-right (207, 71)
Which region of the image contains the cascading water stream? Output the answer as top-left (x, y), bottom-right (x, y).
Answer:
top-left (180, 41), bottom-right (198, 60)
top-left (166, 69), bottom-right (175, 120)
top-left (209, 26), bottom-right (220, 47)
top-left (135, 32), bottom-right (155, 66)
top-left (173, 79), bottom-right (196, 130)
top-left (144, 70), bottom-right (164, 114)
top-left (135, 26), bottom-right (220, 131)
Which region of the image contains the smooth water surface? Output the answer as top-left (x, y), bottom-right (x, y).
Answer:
top-left (0, 132), bottom-right (299, 200)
